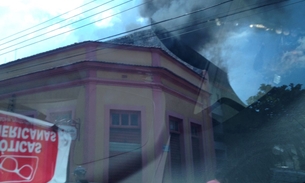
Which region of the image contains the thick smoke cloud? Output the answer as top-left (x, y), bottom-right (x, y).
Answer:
top-left (139, 0), bottom-right (305, 74)
top-left (139, 0), bottom-right (227, 49)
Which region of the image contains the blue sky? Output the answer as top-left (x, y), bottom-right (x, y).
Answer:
top-left (0, 0), bottom-right (148, 63)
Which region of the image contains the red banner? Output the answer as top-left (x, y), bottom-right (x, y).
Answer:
top-left (0, 111), bottom-right (71, 183)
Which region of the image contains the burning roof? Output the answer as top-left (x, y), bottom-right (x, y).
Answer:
top-left (107, 28), bottom-right (230, 88)
top-left (107, 27), bottom-right (245, 111)
top-left (106, 29), bottom-right (203, 74)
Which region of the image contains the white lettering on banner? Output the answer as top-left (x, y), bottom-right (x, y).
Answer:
top-left (0, 140), bottom-right (8, 150)
top-left (0, 140), bottom-right (42, 153)
top-left (0, 125), bottom-right (56, 142)
top-left (20, 141), bottom-right (26, 153)
top-left (9, 126), bottom-right (17, 138)
top-left (2, 125), bottom-right (9, 137)
top-left (36, 130), bottom-right (42, 140)
top-left (35, 143), bottom-right (41, 153)
top-left (8, 140), bottom-right (15, 152)
top-left (21, 128), bottom-right (29, 139)
top-left (51, 132), bottom-right (56, 141)
top-left (30, 129), bottom-right (37, 140)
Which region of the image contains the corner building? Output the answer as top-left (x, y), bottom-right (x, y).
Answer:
top-left (0, 40), bottom-right (215, 183)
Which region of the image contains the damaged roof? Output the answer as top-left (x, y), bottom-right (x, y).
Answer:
top-left (106, 29), bottom-right (203, 74)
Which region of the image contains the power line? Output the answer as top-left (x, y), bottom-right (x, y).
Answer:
top-left (97, 0), bottom-right (293, 42)
top-left (0, 0), bottom-right (132, 54)
top-left (0, 0), bottom-right (304, 168)
top-left (0, 0), bottom-right (285, 55)
top-left (0, 0), bottom-right (114, 47)
top-left (0, 0), bottom-right (229, 56)
top-left (97, 0), bottom-right (233, 41)
top-left (0, 0), bottom-right (97, 42)
top-left (147, 0), bottom-right (300, 41)
top-left (1, 0), bottom-right (304, 67)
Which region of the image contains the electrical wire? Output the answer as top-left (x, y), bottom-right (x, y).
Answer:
top-left (0, 0), bottom-right (97, 42)
top-left (0, 0), bottom-right (233, 70)
top-left (1, 0), bottom-right (304, 72)
top-left (97, 0), bottom-right (293, 42)
top-left (0, 0), bottom-right (267, 48)
top-left (97, 0), bottom-right (233, 41)
top-left (0, 0), bottom-right (304, 169)
top-left (0, 0), bottom-right (225, 56)
top-left (0, 0), bottom-right (115, 47)
top-left (0, 0), bottom-right (295, 57)
top-left (0, 0), bottom-right (133, 54)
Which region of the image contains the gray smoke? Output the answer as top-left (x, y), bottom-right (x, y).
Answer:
top-left (139, 0), bottom-right (305, 71)
top-left (139, 0), bottom-right (228, 49)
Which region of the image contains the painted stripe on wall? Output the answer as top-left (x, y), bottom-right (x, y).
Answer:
top-left (84, 70), bottom-right (97, 181)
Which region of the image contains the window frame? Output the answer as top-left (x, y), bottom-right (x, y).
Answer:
top-left (167, 114), bottom-right (186, 183)
top-left (110, 110), bottom-right (141, 129)
top-left (46, 106), bottom-right (75, 124)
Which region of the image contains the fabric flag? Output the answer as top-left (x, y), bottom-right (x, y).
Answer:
top-left (0, 110), bottom-right (72, 183)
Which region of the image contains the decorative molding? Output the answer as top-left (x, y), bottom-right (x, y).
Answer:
top-left (84, 79), bottom-right (97, 180)
top-left (0, 62), bottom-right (210, 107)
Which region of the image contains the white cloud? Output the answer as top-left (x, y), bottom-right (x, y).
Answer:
top-left (136, 17), bottom-right (148, 24)
top-left (0, 0), bottom-right (142, 63)
top-left (45, 24), bottom-right (72, 38)
top-left (0, 0), bottom-right (86, 59)
top-left (92, 8), bottom-right (122, 28)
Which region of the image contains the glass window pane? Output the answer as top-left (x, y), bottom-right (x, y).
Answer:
top-left (170, 121), bottom-right (175, 131)
top-left (111, 113), bottom-right (120, 125)
top-left (191, 124), bottom-right (200, 137)
top-left (130, 114), bottom-right (139, 126)
top-left (49, 111), bottom-right (72, 123)
top-left (121, 113), bottom-right (129, 125)
top-left (170, 120), bottom-right (179, 132)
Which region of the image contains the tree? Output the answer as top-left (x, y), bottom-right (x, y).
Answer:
top-left (221, 83), bottom-right (305, 183)
top-left (247, 83), bottom-right (304, 120)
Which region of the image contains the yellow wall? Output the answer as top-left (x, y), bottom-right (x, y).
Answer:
top-left (0, 71), bottom-right (86, 96)
top-left (160, 55), bottom-right (206, 90)
top-left (95, 47), bottom-right (152, 66)
top-left (0, 47), bottom-right (87, 81)
top-left (161, 78), bottom-right (199, 102)
top-left (94, 85), bottom-right (155, 180)
top-left (97, 70), bottom-right (153, 82)
top-left (164, 93), bottom-right (203, 123)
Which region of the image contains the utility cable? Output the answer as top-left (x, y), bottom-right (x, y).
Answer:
top-left (0, 0), bottom-right (228, 56)
top-left (0, 0), bottom-right (303, 170)
top-left (0, 0), bottom-right (97, 42)
top-left (97, 0), bottom-right (233, 41)
top-left (1, 0), bottom-right (304, 67)
top-left (0, 0), bottom-right (114, 47)
top-left (97, 0), bottom-right (292, 42)
top-left (0, 0), bottom-right (132, 54)
top-left (0, 0), bottom-right (282, 54)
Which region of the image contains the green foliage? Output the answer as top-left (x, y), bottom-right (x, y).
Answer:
top-left (222, 84), bottom-right (305, 182)
top-left (246, 83), bottom-right (304, 120)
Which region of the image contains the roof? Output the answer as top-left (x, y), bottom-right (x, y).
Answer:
top-left (106, 28), bottom-right (230, 86)
top-left (106, 29), bottom-right (203, 74)
top-left (0, 30), bottom-right (203, 77)
top-left (0, 41), bottom-right (98, 68)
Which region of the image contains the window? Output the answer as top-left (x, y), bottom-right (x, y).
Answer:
top-left (48, 110), bottom-right (73, 124)
top-left (18, 111), bottom-right (37, 118)
top-left (109, 110), bottom-right (142, 183)
top-left (169, 116), bottom-right (185, 183)
top-left (110, 110), bottom-right (140, 127)
top-left (191, 123), bottom-right (203, 183)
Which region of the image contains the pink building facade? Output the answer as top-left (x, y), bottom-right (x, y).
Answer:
top-left (0, 41), bottom-right (216, 183)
